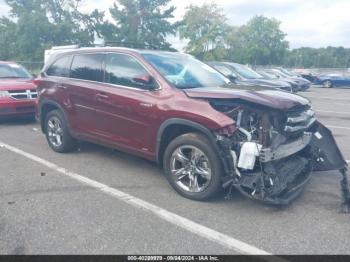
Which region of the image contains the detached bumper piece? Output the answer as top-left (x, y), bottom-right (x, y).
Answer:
top-left (310, 122), bottom-right (347, 171)
top-left (309, 122), bottom-right (350, 213)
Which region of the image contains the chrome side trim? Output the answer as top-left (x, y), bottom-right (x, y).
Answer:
top-left (259, 132), bottom-right (312, 163)
top-left (9, 90), bottom-right (38, 100)
top-left (286, 109), bottom-right (314, 124)
top-left (284, 117), bottom-right (316, 132)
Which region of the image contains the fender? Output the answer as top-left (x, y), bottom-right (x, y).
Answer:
top-left (38, 99), bottom-right (71, 133)
top-left (156, 118), bottom-right (233, 177)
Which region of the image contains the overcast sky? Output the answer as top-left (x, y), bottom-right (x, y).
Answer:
top-left (1, 0), bottom-right (349, 50)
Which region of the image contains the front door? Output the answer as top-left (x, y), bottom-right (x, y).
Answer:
top-left (93, 53), bottom-right (162, 156)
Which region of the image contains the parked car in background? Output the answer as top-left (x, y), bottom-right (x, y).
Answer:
top-left (256, 70), bottom-right (300, 92)
top-left (313, 74), bottom-right (350, 88)
top-left (262, 68), bottom-right (311, 91)
top-left (207, 62), bottom-right (294, 92)
top-left (291, 69), bottom-right (318, 82)
top-left (35, 46), bottom-right (346, 207)
top-left (275, 67), bottom-right (300, 77)
top-left (0, 61), bottom-right (38, 118)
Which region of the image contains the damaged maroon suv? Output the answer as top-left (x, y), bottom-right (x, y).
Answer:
top-left (36, 47), bottom-right (349, 210)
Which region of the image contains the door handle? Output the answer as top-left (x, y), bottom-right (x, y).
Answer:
top-left (57, 84), bottom-right (67, 89)
top-left (96, 93), bottom-right (109, 99)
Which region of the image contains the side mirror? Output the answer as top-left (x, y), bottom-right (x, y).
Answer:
top-left (227, 74), bottom-right (237, 83)
top-left (132, 74), bottom-right (157, 90)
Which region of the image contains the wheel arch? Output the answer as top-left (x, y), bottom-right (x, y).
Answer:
top-left (156, 118), bottom-right (221, 167)
top-left (322, 79), bottom-right (333, 87)
top-left (39, 99), bottom-right (70, 133)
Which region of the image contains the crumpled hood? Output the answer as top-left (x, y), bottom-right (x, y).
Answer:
top-left (183, 85), bottom-right (310, 110)
top-left (0, 79), bottom-right (36, 91)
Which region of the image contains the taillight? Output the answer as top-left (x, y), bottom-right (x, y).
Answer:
top-left (33, 78), bottom-right (43, 86)
top-left (216, 124), bottom-right (236, 136)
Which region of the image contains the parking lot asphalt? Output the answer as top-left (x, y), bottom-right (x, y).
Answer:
top-left (1, 86), bottom-right (350, 255)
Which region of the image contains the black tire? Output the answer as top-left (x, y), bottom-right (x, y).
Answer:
top-left (45, 109), bottom-right (77, 153)
top-left (163, 133), bottom-right (223, 201)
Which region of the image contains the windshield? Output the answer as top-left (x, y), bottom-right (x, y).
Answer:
top-left (0, 63), bottom-right (32, 79)
top-left (258, 71), bottom-right (278, 79)
top-left (141, 52), bottom-right (229, 89)
top-left (272, 70), bottom-right (289, 78)
top-left (278, 68), bottom-right (293, 76)
top-left (231, 64), bottom-right (264, 79)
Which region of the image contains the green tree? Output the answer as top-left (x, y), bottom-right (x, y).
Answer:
top-left (224, 26), bottom-right (246, 63)
top-left (0, 17), bottom-right (17, 60)
top-left (284, 46), bottom-right (350, 68)
top-left (179, 3), bottom-right (228, 60)
top-left (0, 0), bottom-right (107, 62)
top-left (238, 15), bottom-right (289, 65)
top-left (108, 0), bottom-right (178, 50)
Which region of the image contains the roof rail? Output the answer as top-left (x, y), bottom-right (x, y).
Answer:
top-left (104, 41), bottom-right (158, 50)
top-left (51, 45), bottom-right (80, 50)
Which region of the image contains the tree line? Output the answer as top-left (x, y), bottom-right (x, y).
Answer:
top-left (0, 0), bottom-right (349, 68)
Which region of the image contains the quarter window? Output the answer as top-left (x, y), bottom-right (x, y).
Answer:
top-left (104, 54), bottom-right (156, 89)
top-left (70, 53), bottom-right (103, 82)
top-left (46, 56), bottom-right (71, 77)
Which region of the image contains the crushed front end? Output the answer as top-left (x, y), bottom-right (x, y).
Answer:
top-left (211, 100), bottom-right (348, 208)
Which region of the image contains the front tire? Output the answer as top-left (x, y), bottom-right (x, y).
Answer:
top-left (163, 133), bottom-right (223, 201)
top-left (45, 110), bottom-right (77, 153)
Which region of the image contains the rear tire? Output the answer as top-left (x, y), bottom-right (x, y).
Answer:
top-left (323, 80), bottom-right (333, 88)
top-left (163, 133), bottom-right (223, 201)
top-left (45, 110), bottom-right (77, 153)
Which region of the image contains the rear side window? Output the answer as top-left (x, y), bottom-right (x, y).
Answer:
top-left (46, 56), bottom-right (71, 77)
top-left (70, 53), bottom-right (104, 82)
top-left (104, 53), bottom-right (154, 89)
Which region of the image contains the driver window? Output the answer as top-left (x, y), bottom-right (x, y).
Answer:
top-left (104, 53), bottom-right (157, 90)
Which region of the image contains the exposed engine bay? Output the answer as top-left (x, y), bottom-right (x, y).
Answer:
top-left (209, 99), bottom-right (349, 208)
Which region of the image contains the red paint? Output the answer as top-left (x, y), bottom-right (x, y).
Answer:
top-left (0, 78), bottom-right (37, 117)
top-left (37, 48), bottom-right (308, 161)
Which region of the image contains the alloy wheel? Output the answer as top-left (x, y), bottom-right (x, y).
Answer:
top-left (170, 145), bottom-right (212, 193)
top-left (323, 80), bottom-right (332, 88)
top-left (47, 116), bottom-right (64, 147)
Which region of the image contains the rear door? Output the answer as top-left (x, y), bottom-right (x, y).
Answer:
top-left (62, 53), bottom-right (104, 136)
top-left (93, 52), bottom-right (161, 155)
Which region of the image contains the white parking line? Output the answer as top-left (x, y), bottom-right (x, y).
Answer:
top-left (303, 95), bottom-right (350, 101)
top-left (326, 125), bottom-right (350, 131)
top-left (310, 101), bottom-right (350, 105)
top-left (315, 109), bottom-right (350, 115)
top-left (0, 141), bottom-right (271, 255)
